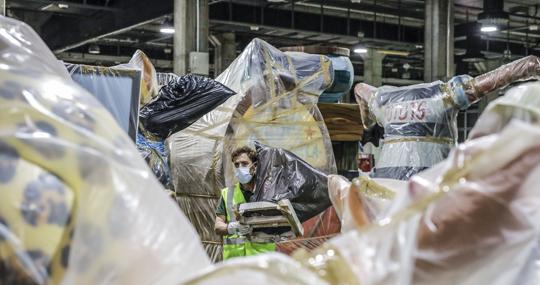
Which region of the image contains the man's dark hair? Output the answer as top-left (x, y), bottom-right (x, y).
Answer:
top-left (231, 146), bottom-right (258, 163)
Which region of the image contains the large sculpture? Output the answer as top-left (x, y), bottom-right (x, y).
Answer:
top-left (355, 56), bottom-right (540, 180)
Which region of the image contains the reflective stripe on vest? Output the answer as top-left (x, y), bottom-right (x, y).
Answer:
top-left (226, 185), bottom-right (236, 222)
top-left (223, 237), bottom-right (246, 245)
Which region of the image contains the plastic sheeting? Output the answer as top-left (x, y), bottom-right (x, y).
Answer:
top-left (469, 80), bottom-right (540, 140)
top-left (253, 142), bottom-right (331, 223)
top-left (168, 38), bottom-right (337, 261)
top-left (183, 81), bottom-right (540, 285)
top-left (295, 119), bottom-right (540, 285)
top-left (136, 133), bottom-right (172, 189)
top-left (140, 74), bottom-right (236, 139)
top-left (118, 50), bottom-right (159, 106)
top-left (0, 16), bottom-right (209, 284)
top-left (328, 175), bottom-right (405, 233)
top-left (355, 78), bottom-right (471, 180)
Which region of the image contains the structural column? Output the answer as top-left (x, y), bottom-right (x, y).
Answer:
top-left (220, 32), bottom-right (236, 72)
top-left (362, 48), bottom-right (385, 87)
top-left (0, 0), bottom-right (5, 16)
top-left (424, 0), bottom-right (454, 82)
top-left (174, 0), bottom-right (209, 75)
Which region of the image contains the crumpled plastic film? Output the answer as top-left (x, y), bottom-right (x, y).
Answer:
top-left (184, 253), bottom-right (330, 285)
top-left (168, 38), bottom-right (337, 260)
top-left (469, 81), bottom-right (540, 140)
top-left (0, 16), bottom-right (210, 284)
top-left (253, 142), bottom-right (331, 223)
top-left (136, 133), bottom-right (172, 189)
top-left (289, 119), bottom-right (540, 285)
top-left (328, 175), bottom-right (405, 233)
top-left (116, 50), bottom-right (159, 106)
top-left (156, 72), bottom-right (179, 87)
top-left (468, 55), bottom-right (540, 102)
top-left (140, 74), bottom-right (236, 139)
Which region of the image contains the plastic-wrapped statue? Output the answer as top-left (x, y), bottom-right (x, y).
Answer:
top-left (355, 55), bottom-right (540, 180)
top-left (168, 38), bottom-right (337, 261)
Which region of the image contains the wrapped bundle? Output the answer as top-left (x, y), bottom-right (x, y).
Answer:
top-left (140, 74), bottom-right (236, 139)
top-left (0, 16), bottom-right (209, 284)
top-left (185, 81), bottom-right (540, 285)
top-left (328, 175), bottom-right (405, 232)
top-left (168, 38), bottom-right (337, 261)
top-left (252, 142), bottom-right (330, 222)
top-left (356, 55), bottom-right (540, 180)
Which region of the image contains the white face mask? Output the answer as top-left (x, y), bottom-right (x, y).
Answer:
top-left (235, 166), bottom-right (253, 184)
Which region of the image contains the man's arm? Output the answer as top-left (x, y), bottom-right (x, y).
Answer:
top-left (214, 215), bottom-right (228, 236)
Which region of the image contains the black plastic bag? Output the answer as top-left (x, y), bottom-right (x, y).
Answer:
top-left (252, 142), bottom-right (331, 222)
top-left (139, 74), bottom-right (236, 139)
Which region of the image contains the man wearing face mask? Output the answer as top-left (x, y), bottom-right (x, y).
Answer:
top-left (214, 146), bottom-right (276, 260)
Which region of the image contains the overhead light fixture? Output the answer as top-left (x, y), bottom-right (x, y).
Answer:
top-left (160, 26), bottom-right (175, 34)
top-left (88, 44), bottom-right (100, 55)
top-left (480, 25), bottom-right (498, 33)
top-left (160, 18), bottom-right (175, 34)
top-left (378, 50), bottom-right (410, 57)
top-left (40, 3), bottom-right (69, 11)
top-left (353, 47), bottom-right (368, 54)
top-left (530, 25), bottom-right (539, 31)
top-left (250, 26), bottom-right (260, 31)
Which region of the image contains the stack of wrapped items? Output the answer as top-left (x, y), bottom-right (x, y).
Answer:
top-left (168, 38), bottom-right (339, 261)
top-left (0, 16), bottom-right (209, 284)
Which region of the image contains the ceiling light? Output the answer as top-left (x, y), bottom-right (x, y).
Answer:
top-left (480, 25), bottom-right (498, 33)
top-left (530, 25), bottom-right (539, 31)
top-left (353, 48), bottom-right (368, 54)
top-left (57, 3), bottom-right (69, 9)
top-left (160, 27), bottom-right (175, 34)
top-left (88, 44), bottom-right (100, 54)
top-left (250, 26), bottom-right (260, 31)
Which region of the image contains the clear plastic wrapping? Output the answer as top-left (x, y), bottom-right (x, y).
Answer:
top-left (297, 118), bottom-right (540, 285)
top-left (355, 56), bottom-right (540, 181)
top-left (355, 78), bottom-right (472, 180)
top-left (469, 81), bottom-right (540, 139)
top-left (117, 50), bottom-right (159, 106)
top-left (0, 16), bottom-right (209, 284)
top-left (468, 55), bottom-right (540, 102)
top-left (188, 112), bottom-right (540, 285)
top-left (168, 38), bottom-right (337, 260)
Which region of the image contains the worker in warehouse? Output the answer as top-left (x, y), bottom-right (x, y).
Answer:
top-left (214, 146), bottom-right (276, 260)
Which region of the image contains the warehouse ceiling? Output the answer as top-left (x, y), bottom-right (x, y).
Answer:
top-left (5, 0), bottom-right (540, 79)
